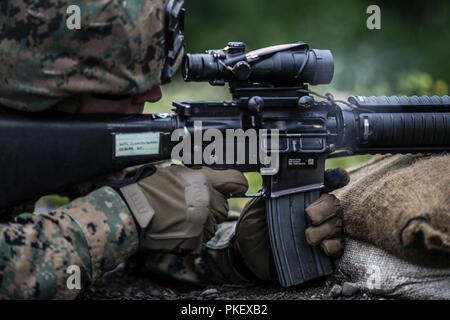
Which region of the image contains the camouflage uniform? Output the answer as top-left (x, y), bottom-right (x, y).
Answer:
top-left (0, 163), bottom-right (248, 299)
top-left (0, 0), bottom-right (165, 299)
top-left (0, 187), bottom-right (139, 299)
top-left (0, 0), bottom-right (165, 112)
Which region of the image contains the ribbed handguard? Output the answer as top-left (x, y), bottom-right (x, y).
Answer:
top-left (348, 95), bottom-right (450, 107)
top-left (347, 95), bottom-right (450, 149)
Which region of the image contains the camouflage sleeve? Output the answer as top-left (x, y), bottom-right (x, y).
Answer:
top-left (0, 187), bottom-right (139, 299)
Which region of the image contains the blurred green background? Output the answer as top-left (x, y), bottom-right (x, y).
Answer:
top-left (148, 0), bottom-right (449, 111)
top-left (145, 0), bottom-right (449, 210)
top-left (149, 0), bottom-right (449, 114)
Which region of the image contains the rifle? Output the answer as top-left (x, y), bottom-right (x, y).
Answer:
top-left (1, 41), bottom-right (449, 287)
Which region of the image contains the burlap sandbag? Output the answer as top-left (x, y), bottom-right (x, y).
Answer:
top-left (333, 154), bottom-right (450, 267)
top-left (337, 238), bottom-right (450, 299)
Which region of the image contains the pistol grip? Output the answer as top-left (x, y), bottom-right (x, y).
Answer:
top-left (266, 190), bottom-right (333, 287)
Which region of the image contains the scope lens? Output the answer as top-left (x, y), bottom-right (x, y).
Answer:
top-left (181, 54), bottom-right (193, 81)
top-left (182, 53), bottom-right (221, 82)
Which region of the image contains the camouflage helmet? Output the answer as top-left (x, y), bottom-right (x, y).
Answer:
top-left (0, 0), bottom-right (167, 112)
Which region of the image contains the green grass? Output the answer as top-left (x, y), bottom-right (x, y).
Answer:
top-left (326, 154), bottom-right (372, 169)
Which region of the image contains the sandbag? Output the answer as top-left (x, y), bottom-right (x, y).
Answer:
top-left (337, 238), bottom-right (450, 299)
top-left (333, 154), bottom-right (450, 267)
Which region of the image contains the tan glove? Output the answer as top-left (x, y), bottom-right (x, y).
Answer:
top-left (116, 165), bottom-right (248, 254)
top-left (235, 168), bottom-right (349, 282)
top-left (304, 193), bottom-right (344, 258)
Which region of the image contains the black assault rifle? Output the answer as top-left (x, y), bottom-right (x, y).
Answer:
top-left (1, 41), bottom-right (449, 287)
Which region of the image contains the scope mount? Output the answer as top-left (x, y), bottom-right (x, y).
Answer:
top-left (230, 83), bottom-right (319, 115)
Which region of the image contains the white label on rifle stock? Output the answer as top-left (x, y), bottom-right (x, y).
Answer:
top-left (115, 132), bottom-right (160, 157)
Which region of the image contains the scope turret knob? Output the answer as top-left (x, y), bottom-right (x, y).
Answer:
top-left (247, 96), bottom-right (264, 114)
top-left (233, 61), bottom-right (252, 80)
top-left (227, 41), bottom-right (246, 54)
top-left (298, 95), bottom-right (314, 109)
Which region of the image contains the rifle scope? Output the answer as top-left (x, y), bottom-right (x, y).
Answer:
top-left (182, 41), bottom-right (334, 86)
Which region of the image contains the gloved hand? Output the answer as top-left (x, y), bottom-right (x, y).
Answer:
top-left (234, 168), bottom-right (349, 282)
top-left (115, 164), bottom-right (248, 254)
top-left (303, 193), bottom-right (343, 257)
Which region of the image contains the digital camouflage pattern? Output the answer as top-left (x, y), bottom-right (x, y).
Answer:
top-left (0, 0), bottom-right (166, 111)
top-left (0, 187), bottom-right (139, 299)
